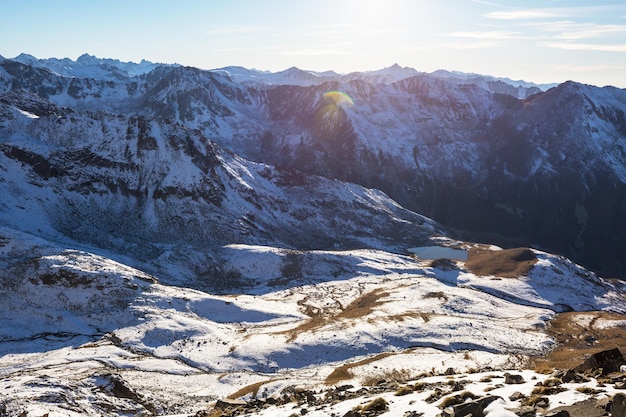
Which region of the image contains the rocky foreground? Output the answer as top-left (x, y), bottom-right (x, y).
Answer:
top-left (195, 349), bottom-right (626, 417)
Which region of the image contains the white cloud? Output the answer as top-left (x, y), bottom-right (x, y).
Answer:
top-left (277, 45), bottom-right (355, 57)
top-left (485, 5), bottom-right (626, 21)
top-left (395, 40), bottom-right (500, 52)
top-left (485, 9), bottom-right (569, 20)
top-left (481, 8), bottom-right (626, 56)
top-left (550, 63), bottom-right (626, 72)
top-left (471, 0), bottom-right (499, 6)
top-left (447, 30), bottom-right (521, 40)
top-left (537, 22), bottom-right (626, 40)
top-left (443, 40), bottom-right (502, 50)
top-left (544, 42), bottom-right (626, 52)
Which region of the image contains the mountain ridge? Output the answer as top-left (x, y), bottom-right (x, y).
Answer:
top-left (6, 53), bottom-right (558, 92)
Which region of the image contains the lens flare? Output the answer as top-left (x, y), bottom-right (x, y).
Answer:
top-left (323, 91), bottom-right (354, 107)
top-left (312, 90), bottom-right (354, 140)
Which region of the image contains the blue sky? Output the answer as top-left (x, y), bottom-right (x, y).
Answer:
top-left (1, 0), bottom-right (625, 87)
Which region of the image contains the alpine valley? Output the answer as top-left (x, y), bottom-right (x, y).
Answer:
top-left (0, 54), bottom-right (625, 417)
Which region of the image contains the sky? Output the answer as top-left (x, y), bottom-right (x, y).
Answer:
top-left (1, 0), bottom-right (625, 87)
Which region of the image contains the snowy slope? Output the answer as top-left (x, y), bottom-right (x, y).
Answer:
top-left (0, 227), bottom-right (624, 415)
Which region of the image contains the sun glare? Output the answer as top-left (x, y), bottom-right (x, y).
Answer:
top-left (323, 91), bottom-right (354, 106)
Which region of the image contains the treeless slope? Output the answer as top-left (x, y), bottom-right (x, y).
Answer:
top-left (465, 247), bottom-right (537, 278)
top-left (278, 289), bottom-right (390, 342)
top-left (531, 311), bottom-right (626, 372)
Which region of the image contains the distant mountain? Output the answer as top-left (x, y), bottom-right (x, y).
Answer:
top-left (9, 52), bottom-right (175, 80)
top-left (257, 77), bottom-right (626, 278)
top-left (339, 63), bottom-right (421, 85)
top-left (430, 69), bottom-right (557, 98)
top-left (209, 61), bottom-right (550, 95)
top-left (211, 65), bottom-right (339, 86)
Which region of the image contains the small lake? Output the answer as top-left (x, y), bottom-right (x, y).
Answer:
top-left (408, 245), bottom-right (468, 261)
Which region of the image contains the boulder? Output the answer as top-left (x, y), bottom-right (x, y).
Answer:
top-left (504, 373), bottom-right (525, 384)
top-left (612, 393), bottom-right (626, 417)
top-left (508, 391), bottom-right (525, 401)
top-left (573, 348), bottom-right (624, 375)
top-left (441, 395), bottom-right (499, 417)
top-left (214, 398), bottom-right (247, 409)
top-left (560, 369), bottom-right (589, 383)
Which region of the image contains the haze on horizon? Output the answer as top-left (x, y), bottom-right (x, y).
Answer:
top-left (1, 0), bottom-right (625, 88)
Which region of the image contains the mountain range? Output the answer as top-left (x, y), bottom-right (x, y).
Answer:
top-left (3, 53), bottom-right (624, 279)
top-left (0, 54), bottom-right (625, 416)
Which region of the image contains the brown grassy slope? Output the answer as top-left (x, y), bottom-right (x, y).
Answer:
top-left (325, 352), bottom-right (395, 385)
top-left (465, 248), bottom-right (626, 371)
top-left (531, 311), bottom-right (626, 371)
top-left (465, 247), bottom-right (537, 278)
top-left (278, 289), bottom-right (390, 342)
top-left (227, 379), bottom-right (275, 400)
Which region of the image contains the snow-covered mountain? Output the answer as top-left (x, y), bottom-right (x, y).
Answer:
top-left (3, 55), bottom-right (624, 278)
top-left (209, 62), bottom-right (551, 95)
top-left (256, 76), bottom-right (626, 279)
top-left (8, 53), bottom-right (175, 80)
top-left (1, 54), bottom-right (625, 416)
top-left (0, 89), bottom-right (438, 290)
top-left (429, 69), bottom-right (556, 98)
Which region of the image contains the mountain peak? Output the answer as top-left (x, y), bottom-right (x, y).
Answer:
top-left (15, 52), bottom-right (38, 62)
top-left (76, 53), bottom-right (101, 65)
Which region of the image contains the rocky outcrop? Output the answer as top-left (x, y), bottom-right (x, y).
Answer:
top-left (574, 348), bottom-right (625, 375)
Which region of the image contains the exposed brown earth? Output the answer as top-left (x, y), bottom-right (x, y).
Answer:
top-left (325, 352), bottom-right (395, 385)
top-left (226, 379), bottom-right (275, 400)
top-left (278, 289), bottom-right (390, 342)
top-left (465, 247), bottom-right (537, 278)
top-left (531, 311), bottom-right (626, 372)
